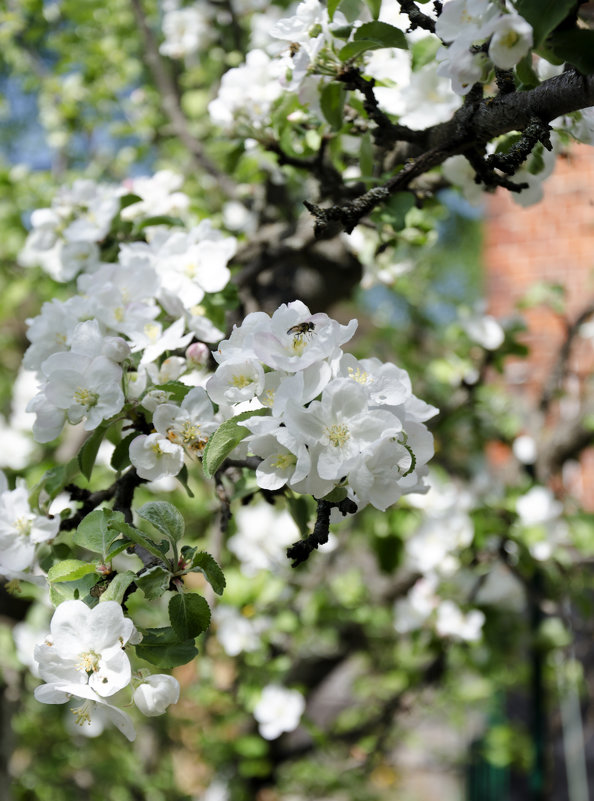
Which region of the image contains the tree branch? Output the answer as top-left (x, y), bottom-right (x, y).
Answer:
top-left (305, 70), bottom-right (594, 237)
top-left (129, 0), bottom-right (236, 196)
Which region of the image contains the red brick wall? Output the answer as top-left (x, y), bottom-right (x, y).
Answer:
top-left (485, 144), bottom-right (594, 502)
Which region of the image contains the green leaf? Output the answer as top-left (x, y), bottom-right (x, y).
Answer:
top-left (119, 193), bottom-right (143, 210)
top-left (377, 191), bottom-right (415, 231)
top-left (320, 82), bottom-right (346, 130)
top-left (137, 501), bottom-right (185, 543)
top-left (327, 0), bottom-right (341, 21)
top-left (49, 573), bottom-right (100, 606)
top-left (322, 486), bottom-right (348, 503)
top-left (354, 21), bottom-right (408, 49)
top-left (176, 464), bottom-right (194, 498)
top-left (48, 559), bottom-right (97, 583)
top-left (152, 381), bottom-right (192, 404)
top-left (136, 565), bottom-right (172, 600)
top-left (287, 494), bottom-right (311, 538)
top-left (74, 509), bottom-right (121, 557)
top-left (135, 626), bottom-right (198, 668)
top-left (515, 0), bottom-right (577, 48)
top-left (365, 0), bottom-right (382, 20)
top-left (188, 552), bottom-right (226, 596)
top-left (169, 592), bottom-right (211, 640)
top-left (202, 409), bottom-right (271, 479)
top-left (119, 521), bottom-right (172, 562)
top-left (339, 39), bottom-right (386, 60)
top-left (548, 29), bottom-right (594, 75)
top-left (30, 458), bottom-right (79, 508)
top-left (110, 431), bottom-right (137, 472)
top-left (411, 37), bottom-right (441, 72)
top-left (78, 426), bottom-right (106, 482)
top-left (135, 215), bottom-right (184, 230)
top-left (99, 570), bottom-right (136, 603)
top-left (515, 54), bottom-right (540, 88)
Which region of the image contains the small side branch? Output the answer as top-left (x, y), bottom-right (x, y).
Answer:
top-left (337, 66), bottom-right (423, 147)
top-left (486, 116), bottom-right (552, 175)
top-left (397, 0), bottom-right (438, 33)
top-left (287, 497), bottom-right (357, 567)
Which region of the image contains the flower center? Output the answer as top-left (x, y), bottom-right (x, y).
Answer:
top-left (271, 453), bottom-right (296, 470)
top-left (347, 366), bottom-right (370, 385)
top-left (231, 374), bottom-right (252, 388)
top-left (74, 387), bottom-right (99, 409)
top-left (76, 649), bottom-right (101, 675)
top-left (15, 515), bottom-right (32, 538)
top-left (151, 441), bottom-right (164, 457)
top-left (326, 423), bottom-right (350, 447)
top-left (181, 421), bottom-right (201, 443)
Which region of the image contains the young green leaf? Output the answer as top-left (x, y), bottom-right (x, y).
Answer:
top-left (118, 520), bottom-right (172, 563)
top-left (136, 565), bottom-right (172, 600)
top-left (137, 501), bottom-right (185, 543)
top-left (188, 552), bottom-right (226, 596)
top-left (78, 425), bottom-right (107, 482)
top-left (110, 431), bottom-right (137, 472)
top-left (202, 408), bottom-right (270, 478)
top-left (48, 559), bottom-right (98, 583)
top-left (320, 82), bottom-right (346, 130)
top-left (75, 508), bottom-right (122, 557)
top-left (169, 592), bottom-right (211, 640)
top-left (99, 570), bottom-right (136, 604)
top-left (354, 21), bottom-right (408, 48)
top-left (327, 0), bottom-right (341, 22)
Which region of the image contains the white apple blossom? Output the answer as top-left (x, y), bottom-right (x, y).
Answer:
top-left (133, 674), bottom-right (180, 716)
top-left (34, 600), bottom-right (137, 698)
top-left (35, 682), bottom-right (136, 741)
top-left (253, 684), bottom-right (305, 740)
top-left (206, 358), bottom-right (266, 406)
top-left (129, 432), bottom-right (185, 481)
top-left (283, 378), bottom-right (401, 481)
top-left (153, 386), bottom-right (219, 458)
top-left (0, 477), bottom-right (59, 574)
top-left (120, 170), bottom-right (191, 221)
top-left (488, 14), bottom-right (533, 71)
top-left (37, 352), bottom-right (124, 431)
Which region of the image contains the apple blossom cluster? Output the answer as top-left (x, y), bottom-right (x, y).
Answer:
top-left (435, 0), bottom-right (533, 95)
top-left (207, 300), bottom-right (437, 512)
top-left (19, 173), bottom-right (237, 447)
top-left (32, 600), bottom-right (179, 740)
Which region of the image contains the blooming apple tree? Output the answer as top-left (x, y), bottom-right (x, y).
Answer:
top-left (1, 0), bottom-right (594, 797)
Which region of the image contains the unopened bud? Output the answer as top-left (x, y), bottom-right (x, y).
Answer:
top-left (186, 342), bottom-right (210, 367)
top-left (103, 336), bottom-right (131, 363)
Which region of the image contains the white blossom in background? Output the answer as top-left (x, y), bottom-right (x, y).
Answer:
top-left (159, 6), bottom-right (213, 60)
top-left (435, 600), bottom-right (485, 642)
top-left (228, 503), bottom-right (300, 576)
top-left (0, 473), bottom-right (59, 575)
top-left (516, 485), bottom-right (568, 560)
top-left (214, 606), bottom-right (269, 656)
top-left (133, 674), bottom-right (180, 716)
top-left (459, 305), bottom-right (505, 350)
top-left (513, 434), bottom-right (537, 465)
top-left (394, 576), bottom-right (439, 633)
top-left (253, 684), bottom-right (306, 740)
top-left (208, 49), bottom-right (285, 131)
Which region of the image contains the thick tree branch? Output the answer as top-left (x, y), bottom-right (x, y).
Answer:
top-left (306, 71), bottom-right (594, 237)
